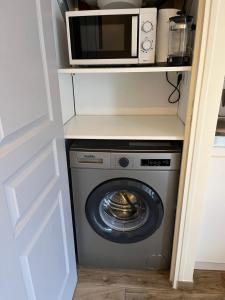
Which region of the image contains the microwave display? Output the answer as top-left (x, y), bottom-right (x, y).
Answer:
top-left (69, 15), bottom-right (136, 59)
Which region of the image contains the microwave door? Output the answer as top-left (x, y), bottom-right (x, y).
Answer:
top-left (69, 14), bottom-right (139, 64)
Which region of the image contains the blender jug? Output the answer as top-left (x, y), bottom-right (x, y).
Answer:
top-left (167, 13), bottom-right (194, 66)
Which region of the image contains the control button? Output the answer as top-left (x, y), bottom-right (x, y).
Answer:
top-left (119, 157), bottom-right (129, 168)
top-left (142, 21), bottom-right (153, 33)
top-left (142, 40), bottom-right (152, 51)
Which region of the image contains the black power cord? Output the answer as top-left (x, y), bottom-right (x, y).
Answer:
top-left (166, 72), bottom-right (183, 104)
top-left (219, 89), bottom-right (225, 117)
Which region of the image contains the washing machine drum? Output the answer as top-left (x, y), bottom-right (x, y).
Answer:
top-left (85, 178), bottom-right (164, 243)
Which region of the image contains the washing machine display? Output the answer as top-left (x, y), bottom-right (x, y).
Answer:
top-left (86, 178), bottom-right (164, 243)
top-left (69, 140), bottom-right (182, 270)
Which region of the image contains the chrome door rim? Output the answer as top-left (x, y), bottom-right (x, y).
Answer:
top-left (99, 190), bottom-right (150, 232)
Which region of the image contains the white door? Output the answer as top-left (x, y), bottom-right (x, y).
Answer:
top-left (0, 1), bottom-right (77, 299)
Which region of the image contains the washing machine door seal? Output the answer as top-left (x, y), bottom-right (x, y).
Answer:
top-left (85, 178), bottom-right (164, 244)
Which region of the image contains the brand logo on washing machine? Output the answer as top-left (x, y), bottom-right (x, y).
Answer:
top-left (77, 153), bottom-right (104, 165)
top-left (83, 154), bottom-right (96, 158)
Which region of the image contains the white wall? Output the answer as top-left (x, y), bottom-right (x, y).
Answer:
top-left (73, 73), bottom-right (179, 115)
top-left (195, 146), bottom-right (225, 270)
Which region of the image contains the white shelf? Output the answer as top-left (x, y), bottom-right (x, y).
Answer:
top-left (64, 115), bottom-right (185, 140)
top-left (58, 65), bottom-right (192, 74)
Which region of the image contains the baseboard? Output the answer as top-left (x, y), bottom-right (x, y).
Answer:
top-left (195, 261), bottom-right (225, 271)
top-left (177, 281), bottom-right (194, 290)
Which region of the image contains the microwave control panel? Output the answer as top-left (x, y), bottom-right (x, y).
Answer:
top-left (139, 8), bottom-right (157, 64)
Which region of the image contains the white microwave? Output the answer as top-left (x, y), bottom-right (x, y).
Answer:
top-left (66, 8), bottom-right (157, 65)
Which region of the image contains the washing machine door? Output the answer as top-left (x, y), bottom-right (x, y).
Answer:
top-left (85, 178), bottom-right (164, 243)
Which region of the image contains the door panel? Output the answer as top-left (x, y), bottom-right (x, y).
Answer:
top-left (5, 142), bottom-right (58, 227)
top-left (20, 195), bottom-right (69, 300)
top-left (0, 0), bottom-right (77, 299)
top-left (0, 0), bottom-right (48, 140)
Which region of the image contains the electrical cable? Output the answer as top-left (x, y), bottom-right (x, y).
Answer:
top-left (166, 72), bottom-right (183, 104)
top-left (218, 89), bottom-right (225, 117)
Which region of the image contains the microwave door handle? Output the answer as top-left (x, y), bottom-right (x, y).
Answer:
top-left (131, 16), bottom-right (138, 57)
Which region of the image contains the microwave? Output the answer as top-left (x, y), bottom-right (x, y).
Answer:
top-left (66, 8), bottom-right (157, 65)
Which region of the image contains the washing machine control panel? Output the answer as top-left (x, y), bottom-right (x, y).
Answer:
top-left (111, 153), bottom-right (180, 170)
top-left (70, 151), bottom-right (181, 170)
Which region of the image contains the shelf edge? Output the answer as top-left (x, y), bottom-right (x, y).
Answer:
top-left (58, 66), bottom-right (192, 74)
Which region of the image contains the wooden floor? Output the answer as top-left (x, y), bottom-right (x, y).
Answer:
top-left (73, 267), bottom-right (225, 300)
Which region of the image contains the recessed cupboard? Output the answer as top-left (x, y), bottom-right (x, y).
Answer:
top-left (55, 0), bottom-right (204, 287)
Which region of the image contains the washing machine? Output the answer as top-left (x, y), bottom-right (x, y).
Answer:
top-left (69, 140), bottom-right (181, 270)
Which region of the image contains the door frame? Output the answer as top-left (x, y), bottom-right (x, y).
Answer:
top-left (170, 0), bottom-right (225, 288)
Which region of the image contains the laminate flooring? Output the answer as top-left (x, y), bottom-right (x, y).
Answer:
top-left (73, 267), bottom-right (225, 300)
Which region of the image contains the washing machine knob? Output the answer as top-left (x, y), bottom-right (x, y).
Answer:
top-left (119, 157), bottom-right (129, 168)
